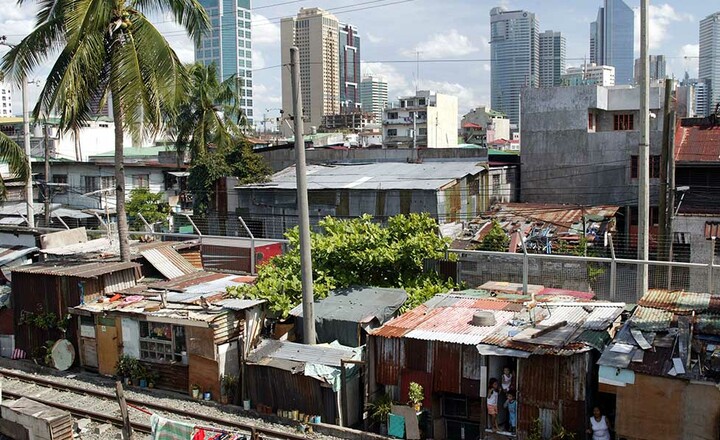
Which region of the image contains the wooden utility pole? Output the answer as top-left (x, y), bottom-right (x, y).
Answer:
top-left (290, 46), bottom-right (316, 345)
top-left (114, 381), bottom-right (134, 440)
top-left (658, 78), bottom-right (673, 261)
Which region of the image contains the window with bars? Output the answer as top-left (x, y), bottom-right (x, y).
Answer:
top-left (630, 155), bottom-right (661, 179)
top-left (139, 322), bottom-right (186, 364)
top-left (613, 113), bottom-right (634, 130)
top-left (132, 174), bottom-right (149, 189)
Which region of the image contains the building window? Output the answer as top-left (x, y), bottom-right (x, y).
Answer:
top-left (387, 129), bottom-right (397, 136)
top-left (588, 112), bottom-right (596, 131)
top-left (84, 176), bottom-right (99, 193)
top-left (52, 174), bottom-right (68, 194)
top-left (492, 174), bottom-right (501, 192)
top-left (418, 127), bottom-right (427, 136)
top-left (133, 174), bottom-right (149, 188)
top-left (387, 112), bottom-right (398, 120)
top-left (418, 98), bottom-right (426, 106)
top-left (630, 155), bottom-right (661, 179)
top-left (139, 322), bottom-right (187, 364)
top-left (613, 114), bottom-right (634, 130)
top-left (442, 396), bottom-right (468, 417)
top-left (102, 176), bottom-right (116, 190)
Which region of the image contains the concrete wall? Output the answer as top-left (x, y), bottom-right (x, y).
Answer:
top-left (429, 94), bottom-right (458, 148)
top-left (258, 147), bottom-right (488, 172)
top-left (673, 214), bottom-right (720, 293)
top-left (521, 85), bottom-right (664, 207)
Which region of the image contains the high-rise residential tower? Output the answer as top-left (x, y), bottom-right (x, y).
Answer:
top-left (700, 12), bottom-right (720, 115)
top-left (281, 8), bottom-right (340, 135)
top-left (195, 0), bottom-right (254, 124)
top-left (590, 0), bottom-right (634, 85)
top-left (539, 30), bottom-right (566, 87)
top-left (634, 55), bottom-right (667, 84)
top-left (0, 82), bottom-right (13, 117)
top-left (360, 76), bottom-right (388, 122)
top-left (339, 23), bottom-right (361, 113)
top-left (490, 7), bottom-right (539, 125)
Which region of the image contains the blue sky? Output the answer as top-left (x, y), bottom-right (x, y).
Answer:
top-left (0, 0), bottom-right (714, 123)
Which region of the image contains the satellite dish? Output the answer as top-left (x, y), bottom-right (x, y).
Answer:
top-left (51, 339), bottom-right (75, 371)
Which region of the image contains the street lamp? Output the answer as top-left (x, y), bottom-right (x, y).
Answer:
top-left (1, 35), bottom-right (39, 228)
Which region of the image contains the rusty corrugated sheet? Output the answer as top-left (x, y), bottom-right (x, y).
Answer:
top-left (141, 247), bottom-right (197, 279)
top-left (519, 356), bottom-right (560, 408)
top-left (461, 344), bottom-right (483, 380)
top-left (11, 261), bottom-right (140, 278)
top-left (675, 124), bottom-right (720, 163)
top-left (179, 249), bottom-right (203, 269)
top-left (102, 270), bottom-right (137, 294)
top-left (399, 369), bottom-right (433, 409)
top-left (432, 342), bottom-right (461, 394)
top-left (373, 336), bottom-right (403, 386)
top-left (557, 352), bottom-right (588, 401)
top-left (638, 289), bottom-right (719, 313)
top-left (148, 271), bottom-right (229, 291)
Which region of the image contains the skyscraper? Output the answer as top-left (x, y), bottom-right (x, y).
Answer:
top-left (589, 0), bottom-right (634, 85)
top-left (0, 82), bottom-right (13, 117)
top-left (490, 7), bottom-right (539, 125)
top-left (195, 0), bottom-right (253, 124)
top-left (281, 8), bottom-right (340, 134)
top-left (634, 55), bottom-right (667, 84)
top-left (360, 76), bottom-right (388, 121)
top-left (700, 12), bottom-right (720, 115)
top-left (539, 30), bottom-right (566, 87)
top-left (339, 23), bottom-right (361, 114)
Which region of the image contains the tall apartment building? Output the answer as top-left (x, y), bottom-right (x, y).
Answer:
top-left (539, 30), bottom-right (566, 87)
top-left (195, 0), bottom-right (254, 124)
top-left (700, 12), bottom-right (720, 115)
top-left (561, 63), bottom-right (615, 86)
top-left (590, 0), bottom-right (634, 85)
top-left (634, 55), bottom-right (667, 84)
top-left (281, 8), bottom-right (340, 135)
top-left (677, 79), bottom-right (710, 118)
top-left (339, 23), bottom-right (361, 113)
top-left (382, 91), bottom-right (458, 149)
top-left (490, 7), bottom-right (539, 125)
top-left (0, 83), bottom-right (12, 117)
top-left (360, 76), bottom-right (388, 121)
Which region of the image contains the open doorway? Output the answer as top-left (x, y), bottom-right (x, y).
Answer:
top-left (486, 356), bottom-right (518, 436)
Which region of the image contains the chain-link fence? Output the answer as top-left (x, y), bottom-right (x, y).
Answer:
top-left (452, 249), bottom-right (717, 303)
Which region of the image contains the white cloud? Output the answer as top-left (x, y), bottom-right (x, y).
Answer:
top-left (416, 80), bottom-right (485, 114)
top-left (252, 49), bottom-right (266, 70)
top-left (254, 83), bottom-right (281, 106)
top-left (401, 30), bottom-right (479, 59)
top-left (252, 14), bottom-right (280, 45)
top-left (634, 4), bottom-right (694, 53)
top-left (361, 62), bottom-right (409, 94)
top-left (366, 32), bottom-right (383, 44)
top-left (667, 43), bottom-right (699, 78)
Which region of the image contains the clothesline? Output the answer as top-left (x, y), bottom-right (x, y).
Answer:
top-left (127, 401), bottom-right (248, 439)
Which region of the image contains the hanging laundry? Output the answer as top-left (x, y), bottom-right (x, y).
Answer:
top-left (151, 414), bottom-right (195, 440)
top-left (192, 428), bottom-right (206, 440)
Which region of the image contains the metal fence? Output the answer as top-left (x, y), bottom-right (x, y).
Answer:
top-left (451, 248), bottom-right (716, 304)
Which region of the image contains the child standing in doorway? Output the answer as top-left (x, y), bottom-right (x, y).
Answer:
top-left (487, 379), bottom-right (500, 432)
top-left (503, 392), bottom-right (518, 434)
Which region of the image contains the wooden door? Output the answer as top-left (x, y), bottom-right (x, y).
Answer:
top-left (96, 317), bottom-right (120, 376)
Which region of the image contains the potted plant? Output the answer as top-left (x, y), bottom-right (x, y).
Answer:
top-left (221, 374), bottom-right (239, 405)
top-left (147, 371), bottom-right (159, 389)
top-left (191, 384), bottom-right (201, 399)
top-left (408, 382), bottom-right (424, 412)
top-left (366, 394), bottom-right (393, 435)
top-left (551, 417), bottom-right (577, 440)
top-left (130, 362), bottom-right (147, 388)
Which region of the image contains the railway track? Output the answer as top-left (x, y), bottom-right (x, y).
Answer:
top-left (0, 368), bottom-right (309, 439)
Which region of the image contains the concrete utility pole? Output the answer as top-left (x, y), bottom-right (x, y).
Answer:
top-left (43, 120), bottom-right (50, 227)
top-left (637, 0), bottom-right (650, 295)
top-left (290, 46), bottom-right (316, 345)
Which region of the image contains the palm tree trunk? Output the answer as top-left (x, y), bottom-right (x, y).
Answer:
top-left (111, 89), bottom-right (130, 261)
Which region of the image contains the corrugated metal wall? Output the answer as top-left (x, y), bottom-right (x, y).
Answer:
top-left (373, 336), bottom-right (404, 386)
top-left (433, 342), bottom-right (462, 394)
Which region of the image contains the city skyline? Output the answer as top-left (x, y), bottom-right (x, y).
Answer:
top-left (0, 0), bottom-right (715, 123)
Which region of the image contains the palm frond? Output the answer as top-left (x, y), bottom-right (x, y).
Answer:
top-left (131, 0), bottom-right (210, 44)
top-left (0, 133), bottom-right (30, 199)
top-left (1, 15), bottom-right (65, 85)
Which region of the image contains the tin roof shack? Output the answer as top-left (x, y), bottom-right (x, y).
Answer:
top-left (597, 289), bottom-right (720, 440)
top-left (290, 286), bottom-right (408, 347)
top-left (68, 272), bottom-right (262, 399)
top-left (245, 339), bottom-right (362, 427)
top-left (368, 293), bottom-right (625, 439)
top-left (11, 261), bottom-right (139, 358)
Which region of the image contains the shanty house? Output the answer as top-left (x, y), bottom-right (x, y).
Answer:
top-left (11, 261), bottom-right (140, 357)
top-left (597, 289), bottom-right (720, 440)
top-left (69, 271), bottom-right (264, 399)
top-left (245, 339), bottom-right (362, 427)
top-left (290, 286), bottom-right (408, 347)
top-left (368, 292), bottom-right (624, 439)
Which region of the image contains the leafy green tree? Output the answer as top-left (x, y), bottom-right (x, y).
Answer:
top-left (477, 220), bottom-right (509, 251)
top-left (2, 0), bottom-right (209, 261)
top-left (0, 133), bottom-right (29, 198)
top-left (229, 213), bottom-right (457, 318)
top-left (126, 188), bottom-right (171, 231)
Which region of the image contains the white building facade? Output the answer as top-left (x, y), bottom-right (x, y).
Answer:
top-left (561, 63), bottom-right (615, 86)
top-left (360, 76), bottom-right (388, 122)
top-left (0, 83), bottom-right (12, 117)
top-left (383, 91), bottom-right (458, 149)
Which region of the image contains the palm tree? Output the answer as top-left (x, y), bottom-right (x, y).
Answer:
top-left (0, 133), bottom-right (30, 199)
top-left (1, 0), bottom-right (209, 261)
top-left (171, 62), bottom-right (245, 160)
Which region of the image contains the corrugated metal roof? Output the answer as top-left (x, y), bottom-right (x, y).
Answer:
top-left (675, 124), bottom-right (720, 163)
top-left (629, 306), bottom-right (673, 331)
top-left (11, 261), bottom-right (140, 278)
top-left (0, 245), bottom-right (37, 266)
top-left (217, 298), bottom-right (266, 310)
top-left (141, 247), bottom-right (197, 279)
top-left (246, 339), bottom-right (358, 368)
top-left (289, 286), bottom-right (407, 323)
top-left (238, 161), bottom-right (485, 191)
top-left (638, 289), bottom-right (719, 313)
